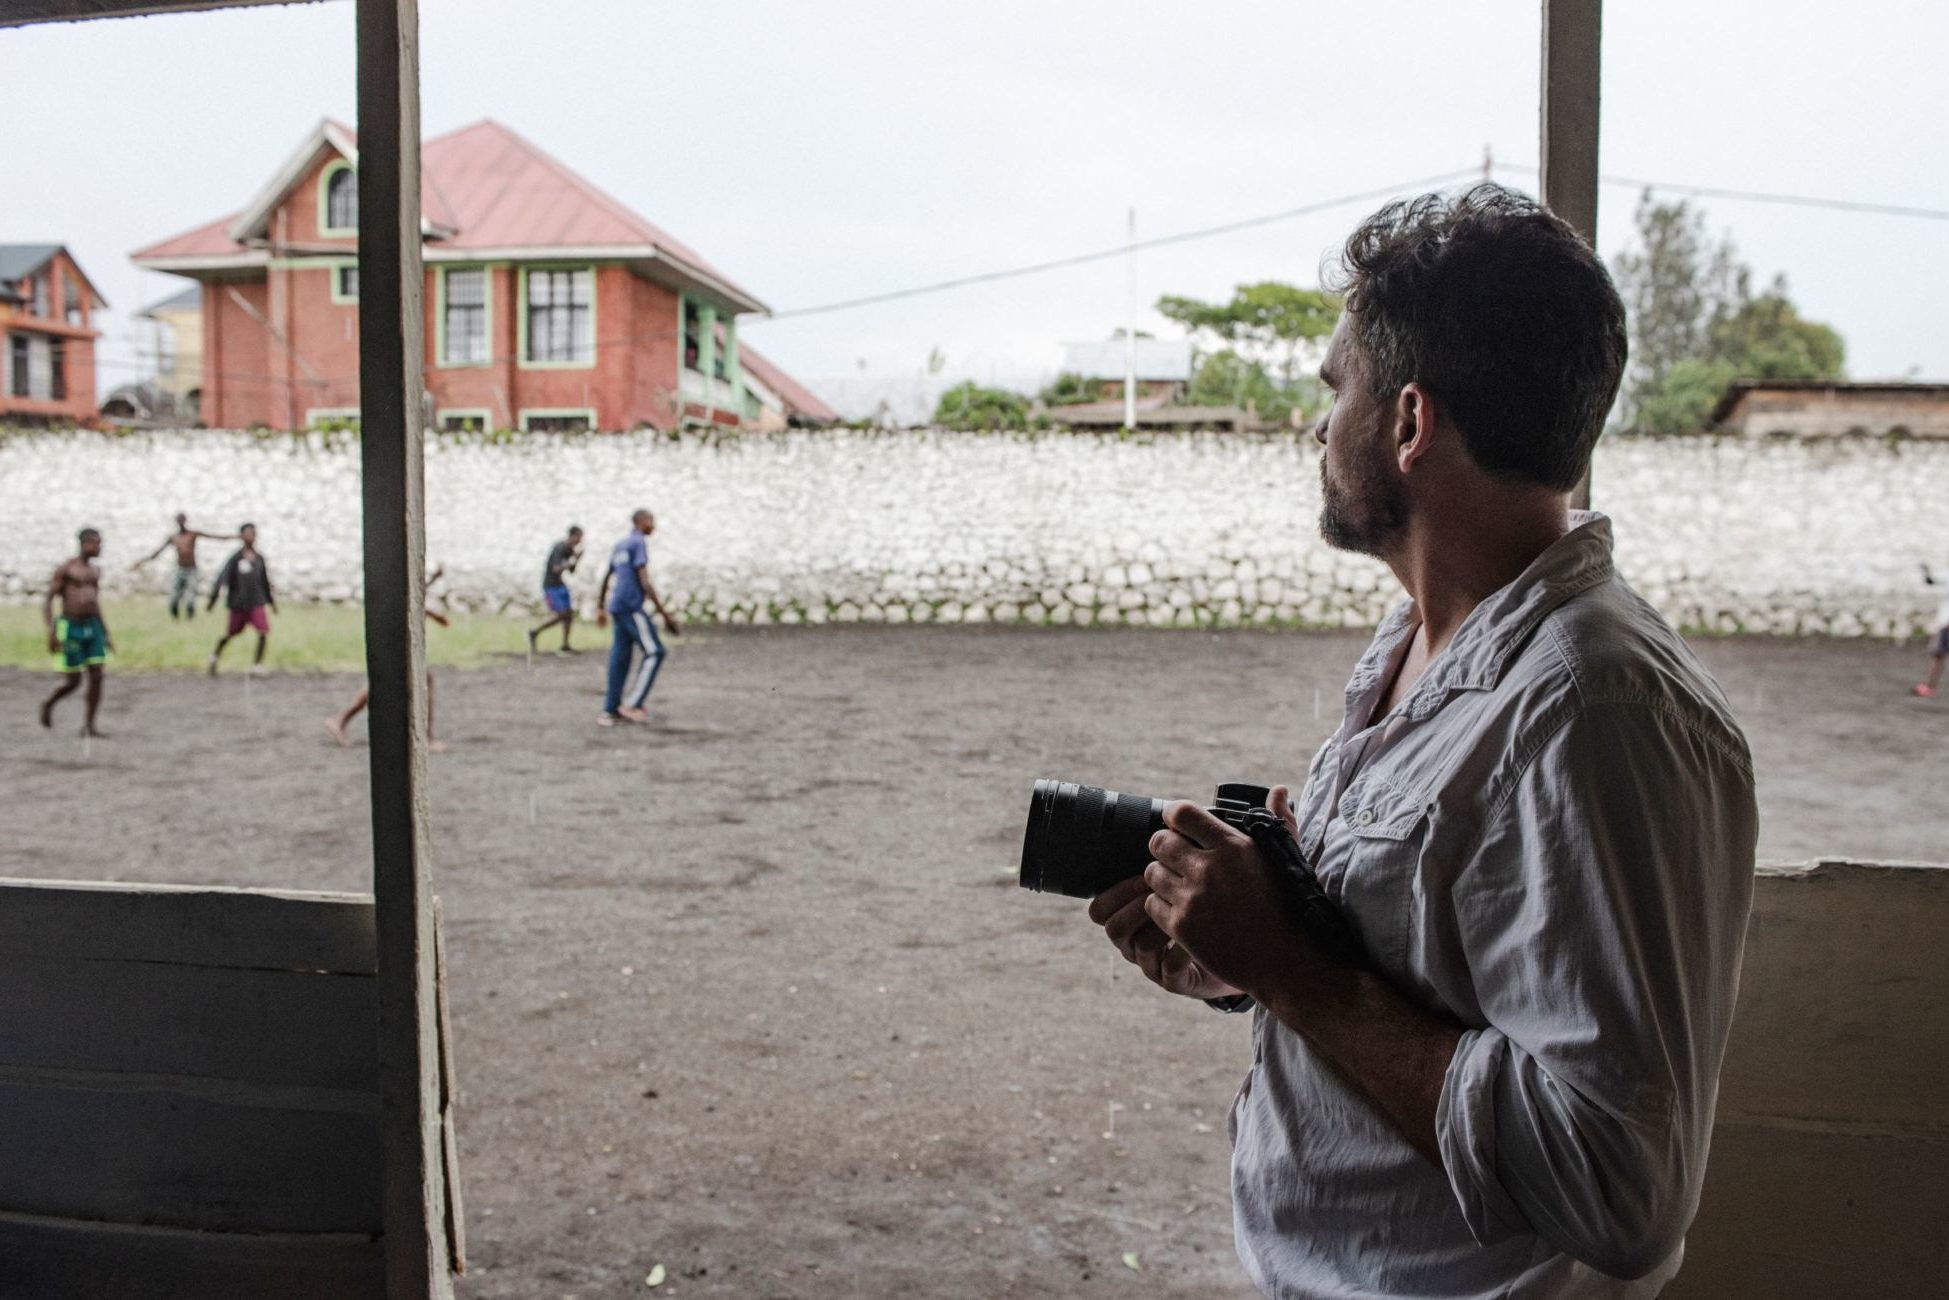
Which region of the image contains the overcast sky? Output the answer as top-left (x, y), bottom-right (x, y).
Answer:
top-left (7, 0), bottom-right (1945, 416)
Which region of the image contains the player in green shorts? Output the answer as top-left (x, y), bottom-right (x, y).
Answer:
top-left (41, 527), bottom-right (113, 737)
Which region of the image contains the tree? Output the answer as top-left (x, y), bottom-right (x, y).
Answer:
top-left (1631, 358), bottom-right (1738, 437)
top-left (1707, 277), bottom-right (1845, 381)
top-left (1156, 281), bottom-right (1339, 426)
top-left (933, 380), bottom-right (1029, 431)
top-left (1183, 349), bottom-right (1308, 424)
top-left (1612, 194), bottom-right (1845, 432)
top-left (1611, 195), bottom-right (1738, 416)
top-left (1156, 281), bottom-right (1339, 394)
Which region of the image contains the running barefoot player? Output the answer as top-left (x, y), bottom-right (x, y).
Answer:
top-left (326, 604), bottom-right (450, 750)
top-left (40, 528), bottom-right (112, 736)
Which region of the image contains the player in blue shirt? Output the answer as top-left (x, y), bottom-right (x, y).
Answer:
top-left (595, 508), bottom-right (682, 725)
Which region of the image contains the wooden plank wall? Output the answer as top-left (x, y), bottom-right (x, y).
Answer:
top-left (0, 878), bottom-right (462, 1300)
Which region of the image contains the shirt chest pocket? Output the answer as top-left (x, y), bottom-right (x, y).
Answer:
top-left (1324, 779), bottom-right (1433, 974)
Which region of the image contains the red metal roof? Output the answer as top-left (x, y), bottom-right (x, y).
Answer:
top-left (739, 344), bottom-right (839, 424)
top-left (132, 212), bottom-right (245, 261)
top-left (132, 118), bottom-right (759, 307)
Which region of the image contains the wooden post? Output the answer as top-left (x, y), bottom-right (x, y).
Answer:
top-left (1541, 0), bottom-right (1602, 508)
top-left (355, 0), bottom-right (449, 1296)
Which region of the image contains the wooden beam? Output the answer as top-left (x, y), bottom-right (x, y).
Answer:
top-left (354, 0), bottom-right (449, 1296)
top-left (0, 0), bottom-right (332, 28)
top-left (1540, 0), bottom-right (1602, 245)
top-left (0, 877), bottom-right (374, 973)
top-left (1541, 0), bottom-right (1602, 508)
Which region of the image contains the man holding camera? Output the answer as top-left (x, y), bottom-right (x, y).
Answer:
top-left (1089, 186), bottom-right (1756, 1297)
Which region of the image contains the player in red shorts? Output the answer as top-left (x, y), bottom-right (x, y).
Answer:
top-left (207, 523), bottom-right (277, 676)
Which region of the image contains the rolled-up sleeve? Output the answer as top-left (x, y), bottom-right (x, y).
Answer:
top-left (1433, 698), bottom-right (1756, 1280)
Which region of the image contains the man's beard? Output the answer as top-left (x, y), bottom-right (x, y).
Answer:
top-left (1318, 438), bottom-right (1407, 557)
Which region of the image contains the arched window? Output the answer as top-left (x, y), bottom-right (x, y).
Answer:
top-left (324, 164), bottom-right (358, 232)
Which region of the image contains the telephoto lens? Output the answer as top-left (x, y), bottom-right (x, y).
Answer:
top-left (1018, 780), bottom-right (1272, 898)
top-left (1018, 780), bottom-right (1165, 898)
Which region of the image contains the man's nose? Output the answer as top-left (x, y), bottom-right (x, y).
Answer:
top-left (1312, 414), bottom-right (1329, 446)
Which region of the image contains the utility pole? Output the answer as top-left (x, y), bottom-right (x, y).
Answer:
top-left (1123, 207), bottom-right (1137, 431)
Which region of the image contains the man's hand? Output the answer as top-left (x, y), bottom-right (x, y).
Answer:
top-left (1139, 793), bottom-right (1320, 1001)
top-left (596, 609), bottom-right (609, 629)
top-left (662, 611), bottom-right (683, 637)
top-left (46, 630), bottom-right (60, 655)
top-left (1089, 875), bottom-right (1244, 1001)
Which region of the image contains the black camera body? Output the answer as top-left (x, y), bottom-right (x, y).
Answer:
top-left (1018, 779), bottom-right (1273, 898)
top-left (1018, 777), bottom-right (1368, 968)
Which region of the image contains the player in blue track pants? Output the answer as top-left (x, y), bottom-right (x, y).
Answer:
top-left (595, 509), bottom-right (682, 725)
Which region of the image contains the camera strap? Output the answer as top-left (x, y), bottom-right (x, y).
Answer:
top-left (1236, 808), bottom-right (1368, 969)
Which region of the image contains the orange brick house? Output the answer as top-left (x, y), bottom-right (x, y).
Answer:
top-left (1, 244), bottom-right (105, 426)
top-left (131, 119), bottom-right (834, 432)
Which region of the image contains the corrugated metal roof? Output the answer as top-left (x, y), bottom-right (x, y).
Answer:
top-left (132, 118), bottom-right (762, 309)
top-left (131, 213), bottom-right (244, 262)
top-left (0, 244), bottom-right (62, 282)
top-left (1059, 337), bottom-right (1194, 381)
top-left (139, 284), bottom-right (202, 316)
top-left (0, 242), bottom-right (106, 307)
top-left (1707, 378), bottom-right (1949, 427)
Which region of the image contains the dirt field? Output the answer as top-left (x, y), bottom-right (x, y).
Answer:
top-left (2, 626), bottom-right (1941, 1299)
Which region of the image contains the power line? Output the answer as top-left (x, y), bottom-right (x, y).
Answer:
top-left (1495, 162), bottom-right (1949, 222)
top-left (754, 168), bottom-right (1484, 324)
top-left (92, 160), bottom-right (1942, 392)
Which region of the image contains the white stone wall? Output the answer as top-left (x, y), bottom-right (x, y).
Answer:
top-left (1, 428), bottom-right (1941, 637)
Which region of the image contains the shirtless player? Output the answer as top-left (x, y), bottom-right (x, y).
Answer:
top-left (132, 513), bottom-right (236, 619)
top-left (41, 528), bottom-right (112, 736)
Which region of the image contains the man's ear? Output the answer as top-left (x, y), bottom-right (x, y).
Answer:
top-left (1394, 382), bottom-right (1439, 473)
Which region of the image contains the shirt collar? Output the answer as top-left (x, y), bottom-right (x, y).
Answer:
top-left (1351, 510), bottom-right (1617, 725)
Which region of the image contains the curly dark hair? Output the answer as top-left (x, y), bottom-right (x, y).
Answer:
top-left (1327, 183), bottom-right (1627, 492)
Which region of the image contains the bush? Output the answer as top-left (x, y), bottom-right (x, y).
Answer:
top-left (933, 381), bottom-right (1030, 431)
top-left (1037, 372), bottom-right (1100, 407)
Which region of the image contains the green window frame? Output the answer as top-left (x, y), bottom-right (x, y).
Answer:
top-left (518, 266), bottom-right (596, 370)
top-left (437, 266), bottom-right (492, 368)
top-left (305, 407), bottom-right (362, 430)
top-left (331, 262), bottom-right (360, 303)
top-left (682, 296), bottom-right (704, 374)
top-left (319, 160), bottom-right (358, 236)
top-left (437, 408), bottom-right (492, 433)
top-left (518, 408), bottom-right (596, 433)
